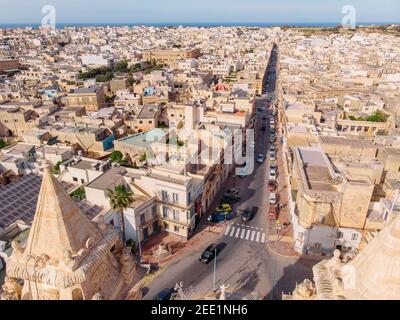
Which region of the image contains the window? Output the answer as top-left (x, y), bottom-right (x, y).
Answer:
top-left (140, 213), bottom-right (145, 225)
top-left (187, 191), bottom-right (192, 203)
top-left (337, 231), bottom-right (344, 239)
top-left (161, 190), bottom-right (168, 201)
top-left (174, 225), bottom-right (180, 233)
top-left (173, 209), bottom-right (179, 221)
top-left (162, 206), bottom-right (169, 218)
top-left (149, 120), bottom-right (153, 124)
top-left (73, 177), bottom-right (78, 182)
top-left (172, 193), bottom-right (179, 204)
top-left (81, 179), bottom-right (85, 184)
top-left (351, 233), bottom-right (358, 241)
top-left (152, 206), bottom-right (157, 218)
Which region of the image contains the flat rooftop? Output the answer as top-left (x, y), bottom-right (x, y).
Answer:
top-left (137, 105), bottom-right (158, 119)
top-left (298, 147), bottom-right (336, 192)
top-left (86, 166), bottom-right (127, 190)
top-left (319, 136), bottom-right (375, 148)
top-left (70, 85), bottom-right (100, 94)
top-left (117, 128), bottom-right (168, 148)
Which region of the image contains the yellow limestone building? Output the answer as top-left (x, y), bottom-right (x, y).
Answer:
top-left (1, 160), bottom-right (136, 300)
top-left (283, 213), bottom-right (400, 300)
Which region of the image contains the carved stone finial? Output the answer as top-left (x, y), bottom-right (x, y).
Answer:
top-left (92, 292), bottom-right (104, 300)
top-left (0, 277), bottom-right (22, 300)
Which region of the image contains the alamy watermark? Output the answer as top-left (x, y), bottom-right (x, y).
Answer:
top-left (341, 5), bottom-right (356, 29)
top-left (41, 5), bottom-right (56, 29)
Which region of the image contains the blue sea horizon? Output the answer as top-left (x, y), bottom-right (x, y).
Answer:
top-left (0, 21), bottom-right (398, 29)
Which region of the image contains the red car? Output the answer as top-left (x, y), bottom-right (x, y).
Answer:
top-left (268, 205), bottom-right (278, 220)
top-left (268, 180), bottom-right (276, 192)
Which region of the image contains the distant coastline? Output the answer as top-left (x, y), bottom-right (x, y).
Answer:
top-left (0, 22), bottom-right (398, 29)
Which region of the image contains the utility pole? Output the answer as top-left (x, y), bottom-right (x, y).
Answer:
top-left (213, 248), bottom-right (217, 291)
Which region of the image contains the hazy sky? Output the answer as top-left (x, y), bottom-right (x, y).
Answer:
top-left (0, 0), bottom-right (399, 24)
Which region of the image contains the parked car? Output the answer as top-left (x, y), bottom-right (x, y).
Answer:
top-left (153, 288), bottom-right (176, 300)
top-left (269, 145), bottom-right (275, 153)
top-left (221, 194), bottom-right (240, 204)
top-left (199, 244), bottom-right (217, 263)
top-left (250, 141), bottom-right (255, 149)
top-left (241, 206), bottom-right (258, 222)
top-left (268, 180), bottom-right (276, 192)
top-left (211, 211), bottom-right (233, 222)
top-left (257, 154), bottom-right (264, 163)
top-left (269, 192), bottom-right (277, 205)
top-left (216, 204), bottom-right (232, 212)
top-left (270, 152), bottom-right (276, 161)
top-left (269, 171), bottom-right (276, 180)
top-left (224, 188), bottom-right (239, 197)
top-left (268, 205), bottom-right (278, 220)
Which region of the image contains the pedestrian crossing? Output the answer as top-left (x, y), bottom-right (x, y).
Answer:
top-left (224, 223), bottom-right (266, 244)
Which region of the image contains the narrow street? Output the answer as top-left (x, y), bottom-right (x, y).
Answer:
top-left (142, 44), bottom-right (315, 300)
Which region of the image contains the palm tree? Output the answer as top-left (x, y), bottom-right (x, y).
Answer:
top-left (107, 184), bottom-right (133, 242)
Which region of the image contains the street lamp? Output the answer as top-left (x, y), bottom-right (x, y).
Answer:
top-left (207, 216), bottom-right (211, 232)
top-left (137, 227), bottom-right (142, 261)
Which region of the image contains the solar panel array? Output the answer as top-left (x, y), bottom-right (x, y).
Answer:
top-left (0, 173), bottom-right (104, 229)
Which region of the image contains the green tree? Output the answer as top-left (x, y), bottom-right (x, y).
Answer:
top-left (126, 238), bottom-right (136, 254)
top-left (111, 150), bottom-right (123, 163)
top-left (70, 187), bottom-right (86, 200)
top-left (366, 111), bottom-right (388, 123)
top-left (107, 185), bottom-right (133, 242)
top-left (114, 59), bottom-right (128, 72)
top-left (51, 161), bottom-right (63, 174)
top-left (129, 63), bottom-right (142, 73)
top-left (139, 153), bottom-right (147, 162)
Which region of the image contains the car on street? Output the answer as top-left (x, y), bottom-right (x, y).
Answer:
top-left (262, 115), bottom-right (267, 120)
top-left (216, 204), bottom-right (232, 212)
top-left (269, 192), bottom-right (277, 205)
top-left (211, 211), bottom-right (233, 222)
top-left (268, 180), bottom-right (276, 192)
top-left (153, 288), bottom-right (176, 300)
top-left (269, 145), bottom-right (275, 153)
top-left (221, 194), bottom-right (240, 204)
top-left (241, 206), bottom-right (258, 222)
top-left (199, 244), bottom-right (217, 263)
top-left (257, 154), bottom-right (264, 163)
top-left (261, 125), bottom-right (266, 131)
top-left (224, 188), bottom-right (239, 197)
top-left (268, 205), bottom-right (278, 220)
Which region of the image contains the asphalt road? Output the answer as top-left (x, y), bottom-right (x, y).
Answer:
top-left (142, 45), bottom-right (316, 300)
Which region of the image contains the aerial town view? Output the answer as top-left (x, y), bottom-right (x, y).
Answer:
top-left (0, 0), bottom-right (399, 310)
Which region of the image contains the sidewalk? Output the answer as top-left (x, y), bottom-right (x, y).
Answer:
top-left (267, 115), bottom-right (296, 257)
top-left (139, 168), bottom-right (237, 267)
top-left (140, 223), bottom-right (223, 266)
